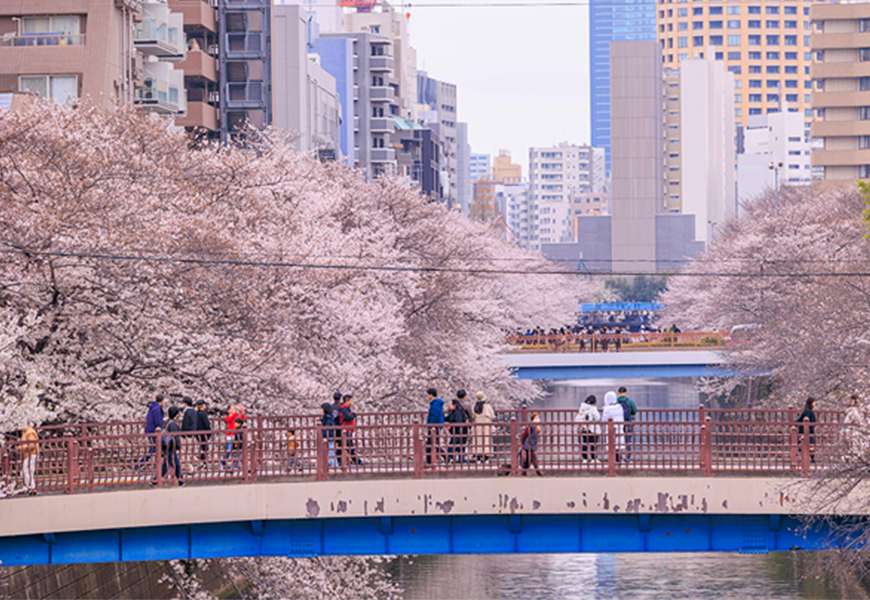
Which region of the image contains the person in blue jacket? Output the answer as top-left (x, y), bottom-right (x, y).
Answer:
top-left (137, 394), bottom-right (164, 471)
top-left (426, 388), bottom-right (445, 465)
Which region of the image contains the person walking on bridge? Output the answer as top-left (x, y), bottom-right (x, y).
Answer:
top-left (520, 412), bottom-right (543, 476)
top-left (601, 391), bottom-right (625, 463)
top-left (137, 394), bottom-right (164, 472)
top-left (194, 400), bottom-right (211, 468)
top-left (20, 421), bottom-right (39, 496)
top-left (446, 394), bottom-right (469, 464)
top-left (617, 387), bottom-right (637, 461)
top-left (338, 394), bottom-right (359, 466)
top-left (576, 395), bottom-right (600, 462)
top-left (471, 391), bottom-right (495, 463)
top-left (151, 406), bottom-right (184, 487)
top-left (425, 388), bottom-right (445, 466)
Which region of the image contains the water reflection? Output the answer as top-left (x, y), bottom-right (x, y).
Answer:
top-left (388, 553), bottom-right (840, 600)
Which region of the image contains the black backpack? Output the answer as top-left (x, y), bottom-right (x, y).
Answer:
top-left (617, 399), bottom-right (632, 422)
top-left (474, 401), bottom-right (484, 415)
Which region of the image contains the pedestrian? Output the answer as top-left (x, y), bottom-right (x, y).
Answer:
top-left (470, 391), bottom-right (495, 463)
top-left (797, 396), bottom-right (817, 464)
top-left (287, 429), bottom-right (302, 472)
top-left (320, 402), bottom-right (337, 467)
top-left (601, 391), bottom-right (625, 462)
top-left (151, 406), bottom-right (184, 487)
top-left (331, 391), bottom-right (342, 421)
top-left (338, 394), bottom-right (359, 466)
top-left (446, 396), bottom-right (469, 464)
top-left (222, 404), bottom-right (245, 470)
top-left (616, 386), bottom-right (637, 461)
top-left (194, 400), bottom-right (211, 468)
top-left (843, 394), bottom-right (866, 457)
top-left (137, 394), bottom-right (165, 471)
top-left (181, 397), bottom-right (197, 432)
top-left (425, 388), bottom-right (445, 465)
top-left (575, 395), bottom-right (601, 461)
top-left (520, 412), bottom-right (543, 476)
top-left (20, 421), bottom-right (38, 496)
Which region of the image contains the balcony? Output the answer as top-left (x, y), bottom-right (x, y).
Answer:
top-left (370, 117), bottom-right (392, 132)
top-left (353, 85), bottom-right (359, 101)
top-left (811, 90), bottom-right (870, 109)
top-left (135, 18), bottom-right (186, 59)
top-left (369, 56), bottom-right (394, 72)
top-left (168, 0), bottom-right (217, 33)
top-left (354, 116), bottom-right (360, 131)
top-left (224, 81), bottom-right (266, 108)
top-left (134, 78), bottom-right (186, 115)
top-left (811, 32), bottom-right (870, 51)
top-left (370, 86), bottom-right (392, 102)
top-left (176, 101), bottom-right (218, 130)
top-left (812, 148), bottom-right (870, 167)
top-left (811, 62), bottom-right (870, 80)
top-left (370, 148), bottom-right (396, 162)
top-left (811, 120), bottom-right (870, 138)
top-left (178, 49), bottom-right (217, 82)
top-left (224, 32), bottom-right (264, 59)
top-left (0, 33), bottom-right (85, 47)
top-left (353, 54), bottom-right (359, 70)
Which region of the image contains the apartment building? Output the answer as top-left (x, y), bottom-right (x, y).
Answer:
top-left (469, 153), bottom-right (490, 181)
top-left (572, 193), bottom-right (607, 217)
top-left (170, 0), bottom-right (218, 135)
top-left (658, 0), bottom-right (819, 133)
top-left (589, 0), bottom-right (657, 173)
top-left (738, 109), bottom-right (811, 204)
top-left (417, 71), bottom-right (458, 206)
top-left (492, 149), bottom-right (522, 184)
top-left (528, 143), bottom-right (605, 203)
top-left (0, 0), bottom-right (185, 115)
top-left (810, 2), bottom-right (870, 181)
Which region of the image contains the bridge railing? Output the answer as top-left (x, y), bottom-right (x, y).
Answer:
top-left (0, 408), bottom-right (852, 494)
top-left (504, 331), bottom-right (728, 353)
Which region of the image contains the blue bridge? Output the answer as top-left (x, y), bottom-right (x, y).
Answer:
top-left (501, 350), bottom-right (733, 380)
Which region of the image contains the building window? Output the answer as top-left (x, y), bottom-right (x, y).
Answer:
top-left (734, 79), bottom-right (741, 88)
top-left (861, 77), bottom-right (870, 91)
top-left (735, 107), bottom-right (742, 117)
top-left (786, 52), bottom-right (798, 60)
top-left (748, 6), bottom-right (761, 14)
top-left (784, 35), bottom-right (797, 46)
top-left (748, 35), bottom-right (761, 46)
top-left (766, 35), bottom-right (779, 45)
top-left (749, 94), bottom-right (762, 102)
top-left (784, 20), bottom-right (797, 29)
top-left (749, 79), bottom-right (762, 88)
top-left (693, 21), bottom-right (704, 30)
top-left (861, 19), bottom-right (870, 33)
top-left (727, 6), bottom-right (740, 15)
top-left (861, 107), bottom-right (870, 120)
top-left (728, 19), bottom-right (741, 29)
top-left (678, 22), bottom-right (688, 31)
top-left (749, 65), bottom-right (762, 74)
top-left (714, 51), bottom-right (722, 59)
top-left (693, 7), bottom-right (703, 15)
top-left (766, 6), bottom-right (779, 15)
top-left (860, 165), bottom-right (870, 179)
top-left (766, 20), bottom-right (779, 29)
top-left (860, 48), bottom-right (870, 62)
top-left (860, 136), bottom-right (870, 150)
top-left (18, 15), bottom-right (82, 45)
top-left (709, 6), bottom-right (722, 15)
top-left (784, 80), bottom-right (797, 88)
top-left (710, 20), bottom-right (723, 29)
top-left (728, 65), bottom-right (741, 75)
top-left (748, 20), bottom-right (761, 29)
top-left (693, 35), bottom-right (704, 46)
top-left (766, 51), bottom-right (779, 60)
top-left (785, 65), bottom-right (797, 74)
top-left (728, 34), bottom-right (741, 46)
top-left (767, 79), bottom-right (779, 88)
top-left (750, 108), bottom-right (762, 115)
top-left (19, 75), bottom-right (77, 104)
top-left (678, 7), bottom-right (688, 16)
top-left (709, 35), bottom-right (723, 46)
top-left (804, 80), bottom-right (813, 89)
top-left (767, 66), bottom-right (780, 74)
top-left (784, 6), bottom-right (797, 15)
top-left (767, 94), bottom-right (779, 103)
top-left (678, 36), bottom-right (688, 48)
top-left (734, 93), bottom-right (742, 103)
top-left (369, 25), bottom-right (380, 34)
top-left (786, 94), bottom-right (798, 102)
top-left (727, 51), bottom-right (741, 60)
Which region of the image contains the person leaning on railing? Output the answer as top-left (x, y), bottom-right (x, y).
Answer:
top-left (20, 422), bottom-right (39, 496)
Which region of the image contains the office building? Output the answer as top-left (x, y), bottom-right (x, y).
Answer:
top-left (738, 109), bottom-right (811, 205)
top-left (572, 193), bottom-right (608, 217)
top-left (492, 149), bottom-right (522, 184)
top-left (657, 0), bottom-right (819, 133)
top-left (0, 0), bottom-right (185, 115)
top-left (394, 118), bottom-right (444, 202)
top-left (273, 4), bottom-right (341, 159)
top-left (590, 0), bottom-right (657, 173)
top-left (810, 2), bottom-right (870, 181)
top-left (664, 54), bottom-right (735, 244)
top-left (470, 153), bottom-right (490, 181)
top-left (417, 71), bottom-right (458, 206)
top-left (456, 122), bottom-right (472, 213)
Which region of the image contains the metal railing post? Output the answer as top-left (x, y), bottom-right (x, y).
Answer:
top-left (607, 419), bottom-right (616, 476)
top-left (702, 417), bottom-right (713, 476)
top-left (155, 433), bottom-right (163, 487)
top-left (66, 438), bottom-right (76, 494)
top-left (789, 425), bottom-right (798, 470)
top-left (509, 418), bottom-right (519, 477)
top-left (242, 429), bottom-right (251, 483)
top-left (413, 421), bottom-right (424, 478)
top-left (801, 424), bottom-right (810, 477)
top-left (86, 447), bottom-right (95, 493)
top-left (315, 426), bottom-right (327, 481)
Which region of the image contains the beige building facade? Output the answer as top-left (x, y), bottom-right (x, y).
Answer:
top-left (492, 149), bottom-right (522, 184)
top-left (810, 2), bottom-right (870, 181)
top-left (658, 0), bottom-right (819, 132)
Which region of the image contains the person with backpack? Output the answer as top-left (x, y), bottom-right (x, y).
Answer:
top-left (446, 396), bottom-right (469, 464)
top-left (181, 397), bottom-right (197, 433)
top-left (520, 412), bottom-right (543, 476)
top-left (137, 394), bottom-right (164, 472)
top-left (575, 395), bottom-right (601, 461)
top-left (617, 386), bottom-right (637, 461)
top-left (338, 394), bottom-right (359, 466)
top-left (797, 396), bottom-right (817, 464)
top-left (151, 406), bottom-right (184, 487)
top-left (320, 402), bottom-right (337, 468)
top-left (194, 399), bottom-right (211, 468)
top-left (471, 391), bottom-right (495, 463)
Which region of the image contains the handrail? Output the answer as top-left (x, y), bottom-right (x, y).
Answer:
top-left (0, 407), bottom-right (849, 495)
top-left (505, 331), bottom-right (728, 353)
top-left (0, 33), bottom-right (86, 47)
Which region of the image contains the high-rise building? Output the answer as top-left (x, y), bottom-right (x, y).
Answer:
top-left (529, 143), bottom-right (605, 204)
top-left (456, 122), bottom-right (472, 213)
top-left (492, 149), bottom-right (522, 184)
top-left (417, 71), bottom-right (457, 206)
top-left (171, 0), bottom-right (219, 135)
top-left (663, 54), bottom-right (735, 244)
top-left (590, 0), bottom-right (657, 174)
top-left (809, 3), bottom-right (870, 181)
top-left (272, 5), bottom-right (341, 159)
top-left (657, 0), bottom-right (819, 135)
top-left (0, 1), bottom-right (186, 115)
top-left (470, 153), bottom-right (490, 181)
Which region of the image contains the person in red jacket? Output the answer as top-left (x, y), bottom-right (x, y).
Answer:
top-left (337, 394), bottom-right (360, 466)
top-left (221, 404), bottom-right (246, 470)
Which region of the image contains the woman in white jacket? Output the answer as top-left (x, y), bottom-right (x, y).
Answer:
top-left (600, 391), bottom-right (625, 462)
top-left (575, 395), bottom-right (600, 461)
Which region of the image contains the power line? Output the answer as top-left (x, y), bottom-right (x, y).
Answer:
top-left (3, 246), bottom-right (870, 278)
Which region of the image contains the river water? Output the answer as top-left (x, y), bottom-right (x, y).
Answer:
top-left (387, 379), bottom-right (848, 599)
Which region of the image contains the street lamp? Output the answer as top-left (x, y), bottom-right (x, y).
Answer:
top-left (768, 160), bottom-right (783, 217)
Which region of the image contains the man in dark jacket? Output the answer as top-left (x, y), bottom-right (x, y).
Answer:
top-left (425, 388), bottom-right (445, 465)
top-left (138, 395), bottom-right (164, 471)
top-left (320, 402), bottom-right (337, 468)
top-left (446, 396), bottom-right (469, 464)
top-left (151, 406), bottom-right (184, 487)
top-left (194, 400), bottom-right (211, 467)
top-left (181, 397), bottom-right (197, 432)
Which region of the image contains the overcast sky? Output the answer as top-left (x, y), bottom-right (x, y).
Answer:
top-left (407, 1), bottom-right (591, 174)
